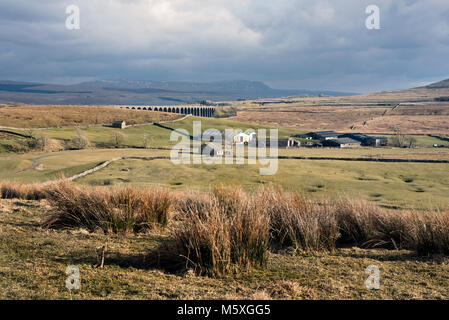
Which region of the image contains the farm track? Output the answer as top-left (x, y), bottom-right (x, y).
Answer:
top-left (0, 153), bottom-right (59, 177)
top-left (41, 156), bottom-right (171, 185)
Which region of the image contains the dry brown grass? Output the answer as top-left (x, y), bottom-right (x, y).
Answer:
top-left (334, 198), bottom-right (409, 249)
top-left (360, 115), bottom-right (449, 134)
top-left (43, 182), bottom-right (173, 234)
top-left (0, 105), bottom-right (181, 128)
top-left (406, 211), bottom-right (449, 256)
top-left (230, 106), bottom-right (388, 132)
top-left (0, 182), bottom-right (46, 200)
top-left (162, 186), bottom-right (271, 277)
top-left (231, 107), bottom-right (449, 134)
top-left (259, 187), bottom-right (339, 253)
top-left (229, 90), bottom-right (449, 134)
top-left (1, 181), bottom-right (449, 275)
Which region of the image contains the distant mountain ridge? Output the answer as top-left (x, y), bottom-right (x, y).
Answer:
top-left (424, 78), bottom-right (449, 89)
top-left (0, 79), bottom-right (352, 105)
top-left (79, 79), bottom-right (274, 92)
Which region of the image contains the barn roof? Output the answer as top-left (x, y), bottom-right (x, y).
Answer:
top-left (332, 138), bottom-right (361, 145)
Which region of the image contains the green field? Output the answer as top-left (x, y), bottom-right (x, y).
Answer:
top-left (74, 157), bottom-right (449, 210)
top-left (0, 149), bottom-right (170, 183)
top-left (379, 134), bottom-right (449, 147)
top-left (2, 115), bottom-right (449, 210)
top-left (6, 116), bottom-right (302, 150)
top-left (2, 146), bottom-right (448, 210)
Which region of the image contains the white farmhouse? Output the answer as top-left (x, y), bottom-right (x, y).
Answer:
top-left (233, 130), bottom-right (256, 144)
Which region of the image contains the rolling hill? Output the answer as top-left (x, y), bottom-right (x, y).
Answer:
top-left (0, 79), bottom-right (352, 106)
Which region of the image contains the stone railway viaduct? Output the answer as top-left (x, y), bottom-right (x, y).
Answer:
top-left (121, 105), bottom-right (216, 117)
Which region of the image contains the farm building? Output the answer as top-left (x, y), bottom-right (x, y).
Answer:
top-left (274, 138), bottom-right (301, 148)
top-left (287, 137), bottom-right (301, 148)
top-left (294, 134), bottom-right (313, 140)
top-left (112, 120), bottom-right (126, 129)
top-left (339, 133), bottom-right (388, 146)
top-left (233, 130), bottom-right (256, 144)
top-left (371, 136), bottom-right (389, 146)
top-left (323, 138), bottom-right (361, 148)
top-left (307, 131), bottom-right (340, 140)
top-left (250, 137), bottom-right (301, 149)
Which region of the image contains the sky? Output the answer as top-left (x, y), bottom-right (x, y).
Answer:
top-left (1, 0), bottom-right (449, 93)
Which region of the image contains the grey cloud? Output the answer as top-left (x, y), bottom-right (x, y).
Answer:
top-left (0, 0), bottom-right (448, 92)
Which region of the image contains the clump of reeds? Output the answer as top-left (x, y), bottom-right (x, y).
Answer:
top-left (0, 182), bottom-right (46, 200)
top-left (166, 186), bottom-right (270, 276)
top-left (43, 182), bottom-right (172, 233)
top-left (405, 211), bottom-right (449, 255)
top-left (258, 187), bottom-right (339, 253)
top-left (334, 197), bottom-right (411, 249)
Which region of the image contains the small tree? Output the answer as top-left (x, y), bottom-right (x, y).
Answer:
top-left (71, 129), bottom-right (90, 149)
top-left (391, 128), bottom-right (417, 148)
top-left (391, 127), bottom-right (406, 147)
top-left (110, 131), bottom-right (127, 147)
top-left (36, 134), bottom-right (49, 151)
top-left (406, 136), bottom-right (417, 148)
top-left (25, 129), bottom-right (35, 139)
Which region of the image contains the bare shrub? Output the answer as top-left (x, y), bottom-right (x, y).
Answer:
top-left (36, 134), bottom-right (50, 151)
top-left (70, 129), bottom-right (90, 149)
top-left (110, 131), bottom-right (127, 147)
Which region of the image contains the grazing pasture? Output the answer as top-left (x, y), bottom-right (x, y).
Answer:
top-left (0, 105), bottom-right (181, 128)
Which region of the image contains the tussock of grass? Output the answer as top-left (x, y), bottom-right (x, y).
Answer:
top-left (43, 182), bottom-right (172, 234)
top-left (0, 182), bottom-right (46, 200)
top-left (164, 187), bottom-right (270, 276)
top-left (2, 181), bottom-right (449, 276)
top-left (260, 187), bottom-right (339, 253)
top-left (334, 198), bottom-right (410, 249)
top-left (407, 211), bottom-right (449, 255)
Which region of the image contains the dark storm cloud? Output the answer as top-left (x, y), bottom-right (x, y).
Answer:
top-left (0, 0), bottom-right (449, 92)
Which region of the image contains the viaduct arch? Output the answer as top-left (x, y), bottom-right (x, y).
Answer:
top-left (122, 105), bottom-right (215, 117)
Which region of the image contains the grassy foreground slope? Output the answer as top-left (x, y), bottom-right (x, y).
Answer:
top-left (0, 198), bottom-right (448, 300)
